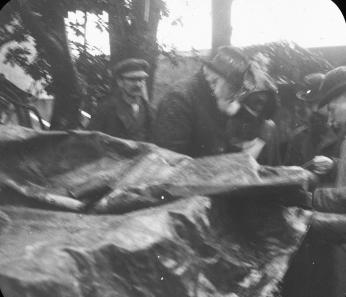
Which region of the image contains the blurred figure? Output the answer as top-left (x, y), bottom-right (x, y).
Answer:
top-left (88, 58), bottom-right (153, 141)
top-left (225, 90), bottom-right (280, 165)
top-left (153, 46), bottom-right (280, 163)
top-left (153, 46), bottom-right (248, 157)
top-left (282, 66), bottom-right (346, 297)
top-left (306, 67), bottom-right (346, 179)
top-left (284, 72), bottom-right (336, 178)
top-left (311, 67), bottom-right (346, 297)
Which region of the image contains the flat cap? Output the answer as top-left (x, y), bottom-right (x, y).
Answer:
top-left (113, 58), bottom-right (150, 78)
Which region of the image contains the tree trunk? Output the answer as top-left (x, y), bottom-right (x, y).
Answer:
top-left (107, 0), bottom-right (162, 98)
top-left (108, 0), bottom-right (129, 72)
top-left (15, 0), bottom-right (83, 130)
top-left (211, 0), bottom-right (233, 55)
top-left (130, 0), bottom-right (161, 98)
top-left (83, 11), bottom-right (88, 54)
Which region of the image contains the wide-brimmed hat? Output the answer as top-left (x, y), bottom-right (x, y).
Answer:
top-left (202, 46), bottom-right (278, 103)
top-left (113, 58), bottom-right (149, 78)
top-left (318, 66), bottom-right (346, 108)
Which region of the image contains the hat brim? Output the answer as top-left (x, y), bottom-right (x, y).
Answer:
top-left (296, 90), bottom-right (318, 103)
top-left (121, 70), bottom-right (149, 79)
top-left (318, 81), bottom-right (346, 108)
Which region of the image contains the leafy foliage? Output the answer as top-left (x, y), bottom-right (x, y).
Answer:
top-left (75, 50), bottom-right (111, 114)
top-left (0, 0), bottom-right (168, 100)
top-left (4, 46), bottom-right (31, 67)
top-left (242, 41), bottom-right (332, 85)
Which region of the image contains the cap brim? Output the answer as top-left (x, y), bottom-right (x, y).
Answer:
top-left (121, 70), bottom-right (149, 78)
top-left (318, 82), bottom-right (346, 108)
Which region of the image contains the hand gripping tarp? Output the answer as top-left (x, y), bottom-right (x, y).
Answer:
top-left (0, 126), bottom-right (312, 297)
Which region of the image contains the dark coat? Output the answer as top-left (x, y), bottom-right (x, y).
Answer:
top-left (314, 138), bottom-right (346, 297)
top-left (153, 71), bottom-right (229, 157)
top-left (283, 114), bottom-right (346, 188)
top-left (283, 136), bottom-right (346, 297)
top-left (88, 91), bottom-right (154, 142)
top-left (153, 71), bottom-right (281, 165)
top-left (284, 115), bottom-right (343, 167)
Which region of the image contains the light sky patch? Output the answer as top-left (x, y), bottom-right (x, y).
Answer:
top-left (231, 0), bottom-right (346, 47)
top-left (68, 0), bottom-right (346, 54)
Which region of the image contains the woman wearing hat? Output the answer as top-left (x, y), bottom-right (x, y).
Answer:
top-left (153, 46), bottom-right (250, 157)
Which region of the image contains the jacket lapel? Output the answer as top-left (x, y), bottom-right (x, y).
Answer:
top-left (114, 94), bottom-right (153, 137)
top-left (114, 95), bottom-right (135, 133)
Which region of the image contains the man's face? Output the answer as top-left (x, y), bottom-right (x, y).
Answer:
top-left (327, 91), bottom-right (346, 128)
top-left (117, 75), bottom-right (147, 97)
top-left (203, 67), bottom-right (240, 116)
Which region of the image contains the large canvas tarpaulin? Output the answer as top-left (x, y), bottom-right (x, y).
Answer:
top-left (0, 126), bottom-right (312, 297)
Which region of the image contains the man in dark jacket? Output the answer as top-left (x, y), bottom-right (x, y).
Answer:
top-left (282, 66), bottom-right (346, 297)
top-left (153, 46), bottom-right (281, 165)
top-left (284, 73), bottom-right (338, 174)
top-left (287, 67), bottom-right (346, 183)
top-left (310, 66), bottom-right (346, 297)
top-left (88, 58), bottom-right (153, 141)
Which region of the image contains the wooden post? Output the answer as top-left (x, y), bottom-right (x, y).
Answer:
top-left (211, 0), bottom-right (233, 55)
top-left (144, 0), bottom-right (150, 23)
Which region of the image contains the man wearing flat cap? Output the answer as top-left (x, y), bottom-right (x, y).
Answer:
top-left (153, 46), bottom-right (281, 164)
top-left (88, 58), bottom-right (153, 141)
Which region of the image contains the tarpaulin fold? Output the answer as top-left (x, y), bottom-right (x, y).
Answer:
top-left (0, 126), bottom-right (311, 213)
top-left (0, 125), bottom-right (312, 297)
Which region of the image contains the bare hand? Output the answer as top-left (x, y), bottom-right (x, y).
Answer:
top-left (312, 155), bottom-right (334, 175)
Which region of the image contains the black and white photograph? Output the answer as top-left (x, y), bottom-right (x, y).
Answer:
top-left (0, 0), bottom-right (345, 296)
